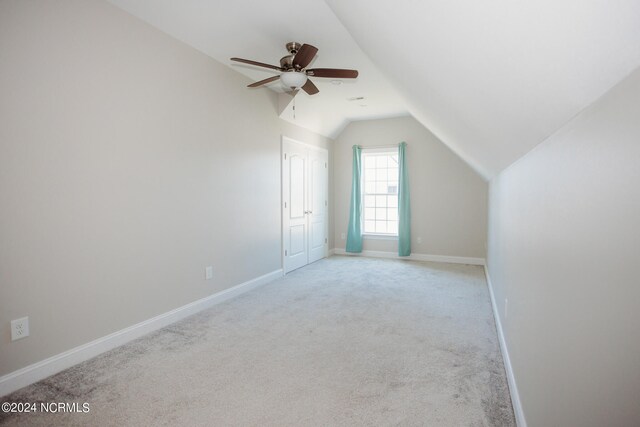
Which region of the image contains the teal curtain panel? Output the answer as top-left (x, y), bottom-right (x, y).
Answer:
top-left (398, 142), bottom-right (411, 256)
top-left (346, 145), bottom-right (363, 253)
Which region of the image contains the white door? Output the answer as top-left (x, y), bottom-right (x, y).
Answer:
top-left (308, 148), bottom-right (328, 264)
top-left (283, 141), bottom-right (308, 273)
top-left (282, 138), bottom-right (328, 273)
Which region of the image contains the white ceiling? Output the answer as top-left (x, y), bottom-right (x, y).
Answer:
top-left (327, 0), bottom-right (640, 177)
top-left (108, 0), bottom-right (640, 178)
top-left (106, 0), bottom-right (409, 139)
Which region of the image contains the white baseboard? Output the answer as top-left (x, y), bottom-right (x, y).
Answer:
top-left (484, 267), bottom-right (527, 427)
top-left (332, 248), bottom-right (485, 265)
top-left (0, 269), bottom-right (283, 397)
top-left (328, 248), bottom-right (336, 256)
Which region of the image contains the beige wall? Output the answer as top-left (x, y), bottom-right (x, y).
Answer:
top-left (333, 116), bottom-right (487, 258)
top-left (0, 0), bottom-right (327, 377)
top-left (487, 68), bottom-right (640, 426)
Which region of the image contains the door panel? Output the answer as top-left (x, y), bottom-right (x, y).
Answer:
top-left (289, 225), bottom-right (305, 255)
top-left (289, 155), bottom-right (305, 219)
top-left (311, 158), bottom-right (324, 215)
top-left (311, 222), bottom-right (325, 249)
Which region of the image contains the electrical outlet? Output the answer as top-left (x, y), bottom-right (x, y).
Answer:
top-left (11, 317), bottom-right (29, 341)
top-left (504, 298), bottom-right (509, 319)
top-left (341, 233), bottom-right (345, 240)
top-left (205, 266), bottom-right (213, 280)
top-left (417, 236), bottom-right (422, 244)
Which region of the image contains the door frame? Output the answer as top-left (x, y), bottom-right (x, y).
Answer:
top-left (281, 136), bottom-right (329, 273)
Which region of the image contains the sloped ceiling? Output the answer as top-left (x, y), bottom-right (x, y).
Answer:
top-left (108, 0), bottom-right (640, 178)
top-left (327, 0), bottom-right (640, 178)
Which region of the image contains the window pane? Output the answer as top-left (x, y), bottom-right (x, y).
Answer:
top-left (375, 221), bottom-right (387, 233)
top-left (364, 207), bottom-right (375, 220)
top-left (387, 221), bottom-right (398, 235)
top-left (365, 195), bottom-right (376, 207)
top-left (375, 182), bottom-right (387, 193)
top-left (375, 168), bottom-right (387, 181)
top-left (387, 195), bottom-right (398, 207)
top-left (387, 183), bottom-right (398, 194)
top-left (388, 167), bottom-right (398, 180)
top-left (364, 220), bottom-right (375, 233)
top-left (375, 195), bottom-right (387, 207)
top-left (387, 207), bottom-right (398, 220)
top-left (376, 207), bottom-right (387, 220)
top-left (365, 169), bottom-right (376, 181)
top-left (364, 156), bottom-right (376, 168)
top-left (375, 155), bottom-right (388, 168)
top-left (390, 154), bottom-right (398, 165)
top-left (365, 182), bottom-right (375, 194)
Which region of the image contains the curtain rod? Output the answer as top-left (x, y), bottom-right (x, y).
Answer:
top-left (360, 143), bottom-right (406, 149)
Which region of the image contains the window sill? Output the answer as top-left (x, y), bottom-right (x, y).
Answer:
top-left (363, 234), bottom-right (398, 241)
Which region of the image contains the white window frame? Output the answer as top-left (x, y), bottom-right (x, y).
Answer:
top-left (361, 147), bottom-right (399, 238)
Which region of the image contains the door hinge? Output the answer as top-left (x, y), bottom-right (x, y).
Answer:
top-left (325, 162), bottom-right (327, 168)
top-left (325, 200), bottom-right (327, 207)
top-left (284, 153), bottom-right (287, 160)
top-left (285, 249), bottom-right (288, 256)
top-left (284, 201), bottom-right (287, 208)
top-left (325, 238), bottom-right (327, 244)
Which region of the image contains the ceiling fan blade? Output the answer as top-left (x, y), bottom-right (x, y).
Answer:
top-left (306, 68), bottom-right (359, 78)
top-left (301, 79), bottom-right (319, 95)
top-left (230, 57), bottom-right (282, 71)
top-left (247, 76), bottom-right (280, 88)
top-left (292, 44), bottom-right (318, 69)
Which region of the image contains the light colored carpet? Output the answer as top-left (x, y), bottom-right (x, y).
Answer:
top-left (1, 256), bottom-right (515, 426)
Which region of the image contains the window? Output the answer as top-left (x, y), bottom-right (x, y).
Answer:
top-left (362, 149), bottom-right (399, 235)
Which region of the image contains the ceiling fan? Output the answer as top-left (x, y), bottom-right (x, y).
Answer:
top-left (231, 42), bottom-right (358, 95)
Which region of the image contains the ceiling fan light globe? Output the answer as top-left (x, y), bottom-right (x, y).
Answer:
top-left (280, 71), bottom-right (308, 89)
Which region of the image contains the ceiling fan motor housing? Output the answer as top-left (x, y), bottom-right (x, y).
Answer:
top-left (280, 55), bottom-right (294, 70)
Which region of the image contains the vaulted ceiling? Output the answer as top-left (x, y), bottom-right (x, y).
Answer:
top-left (109, 0), bottom-right (640, 179)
